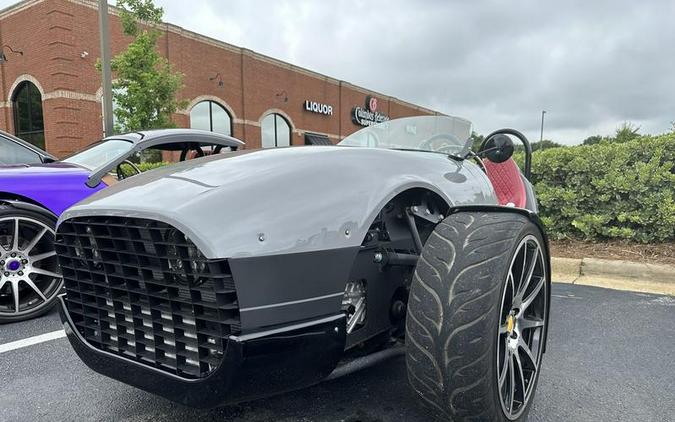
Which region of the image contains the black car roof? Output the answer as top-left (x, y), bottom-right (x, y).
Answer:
top-left (0, 129), bottom-right (56, 160)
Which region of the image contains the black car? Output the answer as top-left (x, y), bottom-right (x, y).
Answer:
top-left (0, 130), bottom-right (56, 165)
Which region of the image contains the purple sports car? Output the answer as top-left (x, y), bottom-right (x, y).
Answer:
top-left (0, 129), bottom-right (243, 322)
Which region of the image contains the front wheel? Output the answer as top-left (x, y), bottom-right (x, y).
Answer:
top-left (406, 212), bottom-right (549, 421)
top-left (0, 205), bottom-right (63, 323)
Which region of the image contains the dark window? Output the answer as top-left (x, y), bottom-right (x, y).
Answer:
top-left (12, 81), bottom-right (45, 150)
top-left (190, 100), bottom-right (232, 136)
top-left (261, 113), bottom-right (291, 148)
top-left (0, 135), bottom-right (41, 165)
top-left (304, 132), bottom-right (332, 145)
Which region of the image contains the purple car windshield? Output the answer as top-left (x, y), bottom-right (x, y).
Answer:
top-left (63, 139), bottom-right (133, 171)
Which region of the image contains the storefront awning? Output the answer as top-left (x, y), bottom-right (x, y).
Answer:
top-left (304, 132), bottom-right (332, 145)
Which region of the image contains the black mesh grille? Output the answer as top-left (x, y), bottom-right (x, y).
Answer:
top-left (55, 216), bottom-right (240, 379)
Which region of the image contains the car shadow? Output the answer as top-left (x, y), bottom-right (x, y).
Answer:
top-left (103, 355), bottom-right (433, 422)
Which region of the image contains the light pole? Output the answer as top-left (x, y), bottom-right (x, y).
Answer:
top-left (540, 110), bottom-right (546, 143)
top-left (99, 0), bottom-right (114, 137)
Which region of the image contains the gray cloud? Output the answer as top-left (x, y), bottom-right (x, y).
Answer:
top-left (156, 0), bottom-right (675, 143)
top-left (3, 0), bottom-right (672, 143)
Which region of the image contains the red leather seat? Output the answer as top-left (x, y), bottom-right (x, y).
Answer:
top-left (482, 158), bottom-right (527, 208)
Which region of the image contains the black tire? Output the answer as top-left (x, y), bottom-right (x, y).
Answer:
top-left (406, 212), bottom-right (549, 421)
top-left (0, 204), bottom-right (62, 323)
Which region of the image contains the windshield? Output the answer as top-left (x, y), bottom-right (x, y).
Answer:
top-left (339, 115), bottom-right (472, 157)
top-left (63, 139), bottom-right (134, 170)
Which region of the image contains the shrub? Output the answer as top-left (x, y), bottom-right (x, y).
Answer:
top-left (137, 161), bottom-right (169, 172)
top-left (529, 133), bottom-right (675, 242)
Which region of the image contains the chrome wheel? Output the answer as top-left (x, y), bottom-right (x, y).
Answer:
top-left (0, 216), bottom-right (62, 318)
top-left (497, 235), bottom-right (547, 420)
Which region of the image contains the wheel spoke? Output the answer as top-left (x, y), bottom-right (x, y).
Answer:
top-left (11, 218), bottom-right (20, 251)
top-left (23, 227), bottom-right (48, 254)
top-left (30, 250), bottom-right (56, 263)
top-left (514, 349), bottom-right (527, 403)
top-left (499, 347), bottom-right (510, 388)
top-left (520, 316), bottom-right (544, 331)
top-left (517, 246), bottom-right (527, 294)
top-left (507, 271), bottom-right (515, 302)
top-left (518, 337), bottom-right (537, 369)
top-left (23, 277), bottom-right (47, 302)
top-left (521, 275), bottom-right (545, 311)
top-left (30, 267), bottom-right (62, 279)
top-left (517, 244), bottom-right (539, 300)
top-left (508, 354), bottom-right (516, 411)
top-left (11, 280), bottom-right (20, 313)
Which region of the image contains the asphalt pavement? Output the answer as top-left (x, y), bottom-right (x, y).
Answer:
top-left (1, 284), bottom-right (673, 422)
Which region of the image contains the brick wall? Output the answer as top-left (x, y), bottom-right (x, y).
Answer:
top-left (0, 0), bottom-right (440, 158)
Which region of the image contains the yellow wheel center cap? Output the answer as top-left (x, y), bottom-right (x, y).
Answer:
top-left (506, 315), bottom-right (515, 334)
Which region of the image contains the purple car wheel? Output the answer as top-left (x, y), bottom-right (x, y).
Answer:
top-left (0, 212), bottom-right (62, 323)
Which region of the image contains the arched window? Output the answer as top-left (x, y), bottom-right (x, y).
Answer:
top-left (190, 100), bottom-right (232, 136)
top-left (261, 113), bottom-right (290, 148)
top-left (12, 81), bottom-right (45, 149)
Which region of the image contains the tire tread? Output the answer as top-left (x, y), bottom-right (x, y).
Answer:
top-left (406, 212), bottom-right (532, 421)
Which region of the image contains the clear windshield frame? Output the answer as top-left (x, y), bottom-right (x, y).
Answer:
top-left (338, 115), bottom-right (473, 157)
top-left (63, 139), bottom-right (134, 171)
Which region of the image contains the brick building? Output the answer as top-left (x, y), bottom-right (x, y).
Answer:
top-left (0, 0), bottom-right (440, 158)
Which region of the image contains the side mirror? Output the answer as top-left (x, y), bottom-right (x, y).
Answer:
top-left (484, 134), bottom-right (514, 163)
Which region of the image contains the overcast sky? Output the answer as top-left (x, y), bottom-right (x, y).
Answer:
top-left (4, 0), bottom-right (673, 144)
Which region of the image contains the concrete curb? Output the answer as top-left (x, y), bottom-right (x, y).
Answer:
top-left (551, 257), bottom-right (675, 296)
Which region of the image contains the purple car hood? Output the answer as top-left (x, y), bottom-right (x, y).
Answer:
top-left (0, 162), bottom-right (105, 216)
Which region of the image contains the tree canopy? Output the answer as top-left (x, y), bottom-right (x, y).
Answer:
top-left (100, 0), bottom-right (185, 133)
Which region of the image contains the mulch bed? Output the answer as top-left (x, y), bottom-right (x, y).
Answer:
top-left (550, 240), bottom-right (675, 266)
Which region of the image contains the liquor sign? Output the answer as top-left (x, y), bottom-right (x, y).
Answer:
top-left (304, 100), bottom-right (333, 116)
top-left (352, 95), bottom-right (389, 127)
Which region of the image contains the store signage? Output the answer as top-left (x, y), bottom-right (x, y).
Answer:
top-left (352, 95), bottom-right (389, 127)
top-left (304, 100), bottom-right (333, 116)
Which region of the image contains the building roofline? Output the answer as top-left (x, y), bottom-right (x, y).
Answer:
top-left (0, 0), bottom-right (442, 116)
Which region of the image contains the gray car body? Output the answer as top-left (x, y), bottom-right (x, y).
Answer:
top-left (60, 146), bottom-right (497, 257)
top-left (59, 145), bottom-right (508, 331)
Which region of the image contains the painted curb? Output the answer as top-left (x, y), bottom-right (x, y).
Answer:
top-left (551, 256), bottom-right (675, 296)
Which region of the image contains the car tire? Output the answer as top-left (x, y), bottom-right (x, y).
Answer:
top-left (0, 204), bottom-right (62, 323)
top-left (406, 211), bottom-right (550, 421)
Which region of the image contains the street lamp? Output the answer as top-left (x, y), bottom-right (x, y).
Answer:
top-left (99, 0), bottom-right (114, 137)
top-left (540, 110), bottom-right (547, 143)
top-left (0, 45), bottom-right (23, 64)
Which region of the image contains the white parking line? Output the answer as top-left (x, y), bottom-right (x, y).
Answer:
top-left (0, 329), bottom-right (66, 354)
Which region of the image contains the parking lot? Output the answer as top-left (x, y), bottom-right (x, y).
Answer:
top-left (1, 283), bottom-right (673, 422)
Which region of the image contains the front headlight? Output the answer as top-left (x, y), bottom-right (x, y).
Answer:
top-left (165, 229), bottom-right (207, 286)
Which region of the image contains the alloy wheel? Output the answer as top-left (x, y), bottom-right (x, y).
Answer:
top-left (497, 235), bottom-right (548, 420)
top-left (0, 216), bottom-right (62, 318)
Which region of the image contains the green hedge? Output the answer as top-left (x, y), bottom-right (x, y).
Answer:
top-left (137, 161), bottom-right (170, 172)
top-left (529, 133), bottom-right (675, 242)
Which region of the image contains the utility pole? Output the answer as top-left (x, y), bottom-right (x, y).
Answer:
top-left (99, 0), bottom-right (114, 137)
top-left (540, 110), bottom-right (546, 143)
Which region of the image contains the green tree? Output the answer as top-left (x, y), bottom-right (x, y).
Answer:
top-left (530, 139), bottom-right (563, 152)
top-left (582, 135), bottom-right (603, 145)
top-left (613, 122), bottom-right (640, 144)
top-left (102, 0), bottom-right (185, 133)
top-left (470, 131), bottom-right (484, 152)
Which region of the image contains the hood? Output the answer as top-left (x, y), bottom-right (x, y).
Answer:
top-left (60, 146), bottom-right (496, 258)
top-left (0, 161), bottom-right (88, 175)
top-left (0, 162), bottom-right (103, 216)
